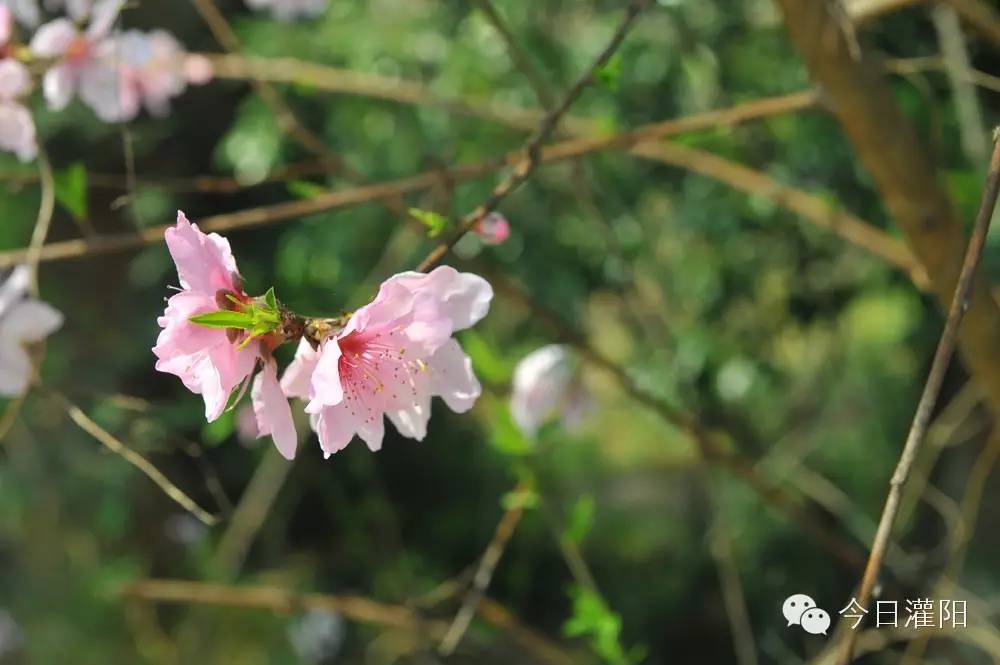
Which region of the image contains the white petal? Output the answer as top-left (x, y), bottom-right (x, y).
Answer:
top-left (42, 64), bottom-right (75, 111)
top-left (30, 18), bottom-right (77, 57)
top-left (85, 0), bottom-right (121, 39)
top-left (0, 299), bottom-right (62, 342)
top-left (280, 337), bottom-right (319, 400)
top-left (0, 266), bottom-right (30, 318)
top-left (0, 343), bottom-right (32, 397)
top-left (387, 392), bottom-right (431, 441)
top-left (429, 338), bottom-right (481, 413)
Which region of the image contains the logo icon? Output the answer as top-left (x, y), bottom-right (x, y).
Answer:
top-left (783, 594), bottom-right (830, 635)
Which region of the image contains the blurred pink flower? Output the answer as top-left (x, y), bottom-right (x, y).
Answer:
top-left (0, 5), bottom-right (12, 44)
top-left (510, 344), bottom-right (593, 437)
top-left (0, 0), bottom-right (40, 28)
top-left (0, 265), bottom-right (63, 397)
top-left (152, 211), bottom-right (301, 459)
top-left (30, 0), bottom-right (127, 120)
top-left (114, 29), bottom-right (209, 118)
top-left (475, 212), bottom-right (510, 246)
top-left (290, 266), bottom-right (492, 457)
top-left (245, 0), bottom-right (327, 21)
top-left (0, 58), bottom-right (36, 161)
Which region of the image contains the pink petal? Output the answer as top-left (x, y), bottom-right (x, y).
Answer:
top-left (0, 102), bottom-right (35, 162)
top-left (252, 361), bottom-right (297, 460)
top-left (305, 337), bottom-right (343, 411)
top-left (78, 58), bottom-right (136, 122)
top-left (85, 0), bottom-right (121, 40)
top-left (313, 404), bottom-right (358, 458)
top-left (280, 338), bottom-right (319, 400)
top-left (387, 391), bottom-right (431, 440)
top-left (0, 7), bottom-right (11, 47)
top-left (385, 266), bottom-right (493, 331)
top-left (30, 18), bottom-right (77, 57)
top-left (184, 54), bottom-right (213, 85)
top-left (164, 211), bottom-right (241, 295)
top-left (428, 338), bottom-right (480, 413)
top-left (0, 60), bottom-right (32, 100)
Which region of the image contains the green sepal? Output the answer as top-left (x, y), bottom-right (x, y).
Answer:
top-left (189, 310), bottom-right (255, 330)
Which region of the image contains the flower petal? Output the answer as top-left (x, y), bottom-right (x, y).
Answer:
top-left (41, 64), bottom-right (75, 111)
top-left (0, 343), bottom-right (32, 397)
top-left (252, 361), bottom-right (297, 460)
top-left (429, 338), bottom-right (481, 413)
top-left (0, 59), bottom-right (30, 100)
top-left (0, 299), bottom-right (63, 343)
top-left (280, 338), bottom-right (319, 400)
top-left (85, 0), bottom-right (121, 39)
top-left (30, 18), bottom-right (77, 57)
top-left (164, 211), bottom-right (241, 295)
top-left (313, 404), bottom-right (357, 458)
top-left (387, 391), bottom-right (431, 440)
top-left (305, 338), bottom-right (343, 411)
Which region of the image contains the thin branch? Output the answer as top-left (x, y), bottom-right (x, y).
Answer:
top-left (189, 0), bottom-right (339, 164)
top-left (438, 482), bottom-right (527, 656)
top-left (836, 133), bottom-right (1000, 665)
top-left (931, 3), bottom-right (989, 166)
top-left (884, 56), bottom-right (1000, 94)
top-left (54, 391), bottom-right (218, 526)
top-left (210, 446), bottom-right (295, 580)
top-left (473, 0), bottom-right (556, 109)
top-left (0, 90), bottom-right (817, 269)
top-left (24, 148), bottom-right (55, 296)
top-left (124, 578), bottom-right (576, 665)
top-left (942, 0), bottom-right (1000, 48)
top-left (415, 0), bottom-right (650, 271)
top-left (630, 141), bottom-right (929, 287)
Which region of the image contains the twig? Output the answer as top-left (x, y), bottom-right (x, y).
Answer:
top-left (836, 133), bottom-right (1000, 665)
top-left (884, 56), bottom-right (1000, 94)
top-left (473, 0), bottom-right (556, 109)
top-left (210, 446), bottom-right (295, 579)
top-left (0, 90), bottom-right (817, 269)
top-left (124, 578), bottom-right (576, 664)
top-left (438, 482), bottom-right (527, 655)
top-left (630, 141), bottom-right (929, 287)
top-left (931, 4), bottom-right (989, 166)
top-left (189, 0), bottom-right (339, 164)
top-left (54, 391), bottom-right (218, 526)
top-left (415, 0), bottom-right (649, 271)
top-left (942, 0), bottom-right (1000, 47)
top-left (24, 148), bottom-right (55, 296)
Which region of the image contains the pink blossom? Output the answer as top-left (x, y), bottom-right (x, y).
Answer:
top-left (152, 211), bottom-right (300, 459)
top-left (30, 0), bottom-right (127, 121)
top-left (245, 0), bottom-right (328, 21)
top-left (0, 59), bottom-right (36, 162)
top-left (113, 29), bottom-right (208, 118)
top-left (475, 212), bottom-right (511, 246)
top-left (152, 212), bottom-right (257, 421)
top-left (0, 265), bottom-right (63, 397)
top-left (510, 344), bottom-right (593, 437)
top-left (287, 266), bottom-right (492, 457)
top-left (0, 5), bottom-right (12, 43)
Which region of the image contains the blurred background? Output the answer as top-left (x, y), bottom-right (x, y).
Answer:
top-left (1, 0), bottom-right (1000, 662)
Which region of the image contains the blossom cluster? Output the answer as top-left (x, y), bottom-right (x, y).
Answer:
top-left (0, 0), bottom-right (211, 161)
top-left (0, 264), bottom-right (62, 397)
top-left (153, 212), bottom-right (492, 459)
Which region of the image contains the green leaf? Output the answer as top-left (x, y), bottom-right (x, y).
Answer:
top-left (263, 287), bottom-right (278, 311)
top-left (563, 586), bottom-right (643, 665)
top-left (595, 53), bottom-right (623, 91)
top-left (564, 495), bottom-right (595, 545)
top-left (489, 402), bottom-right (533, 456)
top-left (202, 409), bottom-right (235, 446)
top-left (189, 310), bottom-right (255, 330)
top-left (54, 162), bottom-right (88, 221)
top-left (408, 207), bottom-right (450, 237)
top-left (286, 180), bottom-right (328, 199)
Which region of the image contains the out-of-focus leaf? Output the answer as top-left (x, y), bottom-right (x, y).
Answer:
top-left (54, 162), bottom-right (87, 220)
top-left (489, 402), bottom-right (533, 456)
top-left (408, 207), bottom-right (449, 237)
top-left (286, 180), bottom-right (328, 199)
top-left (564, 495), bottom-right (595, 544)
top-left (201, 409), bottom-right (235, 447)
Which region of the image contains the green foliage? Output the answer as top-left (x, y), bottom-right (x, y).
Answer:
top-left (408, 207), bottom-right (450, 237)
top-left (564, 586), bottom-right (645, 665)
top-left (564, 495), bottom-right (596, 545)
top-left (53, 162), bottom-right (87, 221)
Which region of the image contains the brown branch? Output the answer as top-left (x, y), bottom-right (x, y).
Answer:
top-left (189, 0), bottom-right (339, 164)
top-left (776, 0), bottom-right (1000, 418)
top-left (943, 0), bottom-right (1000, 48)
top-left (0, 90), bottom-right (817, 269)
top-left (123, 578), bottom-right (576, 665)
top-left (487, 272), bottom-right (868, 572)
top-left (438, 482), bottom-right (527, 656)
top-left (845, 0), bottom-right (923, 22)
top-left (630, 141), bottom-right (929, 288)
top-left (836, 135), bottom-right (1000, 665)
top-left (415, 0), bottom-right (649, 271)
